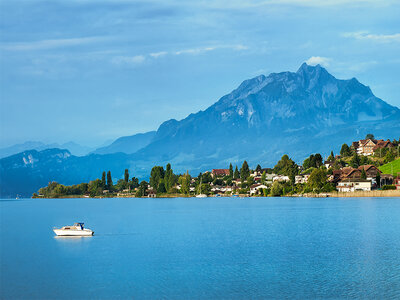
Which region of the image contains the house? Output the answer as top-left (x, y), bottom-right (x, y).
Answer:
top-left (395, 174), bottom-right (400, 190)
top-left (357, 165), bottom-right (381, 178)
top-left (232, 179), bottom-right (242, 186)
top-left (147, 190), bottom-right (157, 198)
top-left (273, 175), bottom-right (290, 182)
top-left (250, 184), bottom-right (268, 195)
top-left (337, 179), bottom-right (372, 192)
top-left (373, 139), bottom-right (394, 151)
top-left (380, 174), bottom-right (394, 186)
top-left (295, 175), bottom-right (309, 184)
top-left (352, 138), bottom-right (394, 156)
top-left (211, 169), bottom-right (230, 177)
top-left (343, 168), bottom-right (362, 179)
top-left (324, 161), bottom-right (334, 169)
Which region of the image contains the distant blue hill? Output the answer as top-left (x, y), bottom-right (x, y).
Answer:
top-left (0, 141), bottom-right (93, 158)
top-left (1, 63), bottom-right (399, 198)
top-left (91, 131), bottom-right (156, 155)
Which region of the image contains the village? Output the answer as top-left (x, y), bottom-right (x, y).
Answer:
top-left (34, 136), bottom-right (400, 198)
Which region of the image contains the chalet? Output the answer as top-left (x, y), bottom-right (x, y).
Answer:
top-left (337, 178), bottom-right (371, 192)
top-left (354, 139), bottom-right (377, 156)
top-left (352, 138), bottom-right (394, 156)
top-left (343, 168), bottom-right (362, 179)
top-left (211, 169), bottom-right (230, 177)
top-left (250, 184), bottom-right (268, 195)
top-left (373, 139), bottom-right (394, 151)
top-left (357, 165), bottom-right (381, 179)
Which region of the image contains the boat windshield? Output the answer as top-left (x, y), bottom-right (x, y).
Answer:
top-left (73, 223), bottom-right (84, 229)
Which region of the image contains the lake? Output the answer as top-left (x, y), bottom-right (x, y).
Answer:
top-left (1, 197), bottom-right (400, 299)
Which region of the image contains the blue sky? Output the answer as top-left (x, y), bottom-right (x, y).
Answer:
top-left (1, 0), bottom-right (399, 147)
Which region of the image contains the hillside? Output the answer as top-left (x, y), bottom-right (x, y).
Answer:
top-left (379, 158), bottom-right (400, 176)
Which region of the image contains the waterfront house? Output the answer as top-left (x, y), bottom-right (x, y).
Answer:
top-left (337, 178), bottom-right (372, 192)
top-left (395, 174), bottom-right (400, 190)
top-left (147, 190), bottom-right (156, 198)
top-left (250, 184), bottom-right (268, 195)
top-left (380, 174), bottom-right (394, 186)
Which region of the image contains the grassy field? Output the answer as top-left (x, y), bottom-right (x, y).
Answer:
top-left (379, 158), bottom-right (400, 176)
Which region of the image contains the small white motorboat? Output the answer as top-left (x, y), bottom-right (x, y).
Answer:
top-left (53, 223), bottom-right (94, 236)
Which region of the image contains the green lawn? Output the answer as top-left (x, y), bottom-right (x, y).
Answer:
top-left (379, 158), bottom-right (400, 176)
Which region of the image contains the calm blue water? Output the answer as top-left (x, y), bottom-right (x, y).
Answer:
top-left (1, 197), bottom-right (400, 299)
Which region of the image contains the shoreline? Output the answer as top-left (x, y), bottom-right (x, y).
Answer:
top-left (25, 189), bottom-right (400, 199)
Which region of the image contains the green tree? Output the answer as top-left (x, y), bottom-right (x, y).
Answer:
top-left (274, 154), bottom-right (298, 176)
top-left (89, 179), bottom-right (103, 197)
top-left (136, 181), bottom-right (148, 197)
top-left (307, 169), bottom-right (327, 192)
top-left (376, 173), bottom-right (381, 188)
top-left (327, 151), bottom-right (334, 162)
top-left (240, 160), bottom-right (250, 182)
top-left (164, 163), bottom-right (173, 192)
top-left (229, 163), bottom-right (233, 178)
top-left (350, 152), bottom-right (361, 168)
top-left (366, 133), bottom-right (375, 140)
top-left (247, 176), bottom-right (255, 186)
top-left (340, 143), bottom-right (351, 157)
top-left (101, 171), bottom-right (106, 187)
top-left (234, 166), bottom-right (240, 179)
top-left (150, 166), bottom-right (165, 190)
top-left (255, 164), bottom-right (262, 173)
top-left (130, 177), bottom-right (139, 189)
top-left (271, 181), bottom-right (283, 197)
top-left (124, 169), bottom-right (129, 183)
top-left (178, 172), bottom-right (191, 195)
top-left (314, 153), bottom-right (323, 168)
top-left (157, 180), bottom-right (166, 193)
top-left (261, 171), bottom-right (266, 184)
top-left (106, 171), bottom-right (113, 189)
top-left (361, 168), bottom-right (367, 179)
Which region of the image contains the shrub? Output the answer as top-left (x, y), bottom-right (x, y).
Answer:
top-left (382, 185), bottom-right (396, 190)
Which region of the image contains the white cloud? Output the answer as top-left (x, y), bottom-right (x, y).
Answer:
top-left (149, 51), bottom-right (167, 58)
top-left (306, 56), bottom-right (331, 67)
top-left (112, 55), bottom-right (145, 65)
top-left (0, 37), bottom-right (105, 51)
top-left (110, 44), bottom-right (248, 67)
top-left (174, 44), bottom-right (247, 55)
top-left (343, 31), bottom-right (400, 42)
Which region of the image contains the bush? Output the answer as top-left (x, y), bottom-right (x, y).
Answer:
top-left (382, 185), bottom-right (396, 190)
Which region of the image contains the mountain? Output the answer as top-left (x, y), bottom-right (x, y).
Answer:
top-left (92, 131), bottom-right (156, 155)
top-left (0, 141), bottom-right (94, 158)
top-left (132, 63), bottom-right (400, 171)
top-left (1, 63), bottom-right (400, 198)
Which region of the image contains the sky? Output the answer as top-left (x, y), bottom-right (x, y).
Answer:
top-left (1, 0), bottom-right (399, 148)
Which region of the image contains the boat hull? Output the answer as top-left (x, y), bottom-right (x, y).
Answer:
top-left (53, 229), bottom-right (94, 236)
